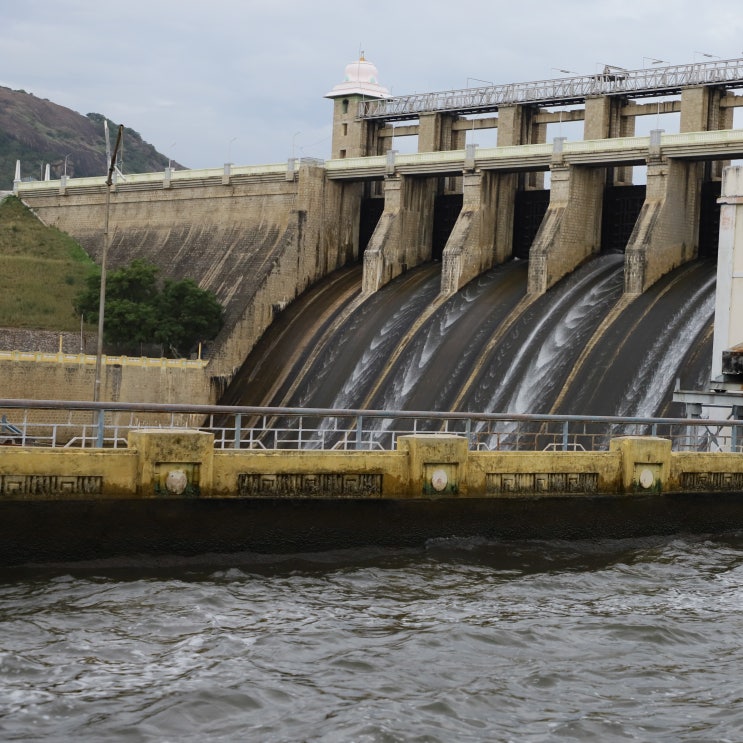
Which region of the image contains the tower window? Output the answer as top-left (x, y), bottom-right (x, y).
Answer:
top-left (342, 99), bottom-right (349, 114)
top-left (339, 149), bottom-right (347, 158)
top-left (342, 123), bottom-right (348, 136)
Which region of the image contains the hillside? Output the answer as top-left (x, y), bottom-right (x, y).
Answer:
top-left (0, 195), bottom-right (96, 333)
top-left (0, 86), bottom-right (183, 189)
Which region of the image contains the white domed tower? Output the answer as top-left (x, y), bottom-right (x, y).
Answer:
top-left (325, 53), bottom-right (390, 160)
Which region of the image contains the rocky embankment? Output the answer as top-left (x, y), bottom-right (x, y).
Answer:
top-left (0, 328), bottom-right (95, 354)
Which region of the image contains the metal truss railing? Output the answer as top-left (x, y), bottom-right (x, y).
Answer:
top-left (359, 58), bottom-right (743, 121)
top-left (0, 399), bottom-right (741, 454)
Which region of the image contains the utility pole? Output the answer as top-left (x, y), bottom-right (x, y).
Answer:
top-left (93, 123), bottom-right (124, 405)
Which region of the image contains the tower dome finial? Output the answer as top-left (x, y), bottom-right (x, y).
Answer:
top-left (325, 54), bottom-right (390, 99)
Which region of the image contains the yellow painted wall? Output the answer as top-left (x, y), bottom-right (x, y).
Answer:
top-left (1, 432), bottom-right (741, 502)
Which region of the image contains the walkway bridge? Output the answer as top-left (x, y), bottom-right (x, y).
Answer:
top-left (326, 129), bottom-right (743, 179)
top-left (15, 129), bottom-right (743, 189)
top-left (358, 57), bottom-right (743, 120)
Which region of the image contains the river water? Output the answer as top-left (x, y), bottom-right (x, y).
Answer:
top-left (3, 534), bottom-right (743, 741)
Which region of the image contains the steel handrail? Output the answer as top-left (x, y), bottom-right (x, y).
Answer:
top-left (359, 58), bottom-right (743, 121)
top-left (0, 398), bottom-right (741, 453)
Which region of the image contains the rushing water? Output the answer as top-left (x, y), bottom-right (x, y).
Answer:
top-left (226, 257), bottom-right (715, 420)
top-left (3, 535), bottom-right (743, 741)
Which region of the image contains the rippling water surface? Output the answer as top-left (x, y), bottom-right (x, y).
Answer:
top-left (3, 535), bottom-right (743, 742)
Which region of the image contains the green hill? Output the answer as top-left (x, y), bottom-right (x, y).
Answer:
top-left (0, 85), bottom-right (184, 189)
top-left (0, 195), bottom-right (97, 331)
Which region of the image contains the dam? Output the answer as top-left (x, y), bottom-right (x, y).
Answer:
top-left (9, 55), bottom-right (743, 413)
top-left (2, 58), bottom-right (743, 563)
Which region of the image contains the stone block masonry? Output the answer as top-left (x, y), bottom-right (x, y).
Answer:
top-left (15, 162), bottom-right (360, 402)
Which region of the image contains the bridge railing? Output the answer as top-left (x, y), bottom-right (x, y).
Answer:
top-left (359, 57), bottom-right (743, 120)
top-left (14, 162), bottom-right (291, 195)
top-left (0, 399), bottom-right (741, 453)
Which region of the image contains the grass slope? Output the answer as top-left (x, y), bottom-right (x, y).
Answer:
top-left (0, 196), bottom-right (97, 331)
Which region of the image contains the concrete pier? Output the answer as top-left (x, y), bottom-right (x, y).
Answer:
top-left (624, 153), bottom-right (699, 295)
top-left (362, 175), bottom-right (438, 294)
top-left (713, 166), bottom-right (743, 379)
top-left (527, 160), bottom-right (605, 294)
top-left (440, 171), bottom-right (503, 295)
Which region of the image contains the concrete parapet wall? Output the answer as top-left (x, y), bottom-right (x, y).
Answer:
top-left (0, 446), bottom-right (138, 497)
top-left (1, 432), bottom-right (742, 563)
top-left (1, 431), bottom-right (740, 500)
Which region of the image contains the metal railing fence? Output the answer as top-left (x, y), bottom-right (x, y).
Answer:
top-left (359, 57), bottom-right (743, 121)
top-left (0, 399), bottom-right (741, 453)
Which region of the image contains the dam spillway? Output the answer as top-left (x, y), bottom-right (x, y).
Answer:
top-left (221, 255), bottom-right (716, 420)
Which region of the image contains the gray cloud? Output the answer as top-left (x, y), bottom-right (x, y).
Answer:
top-left (2, 0), bottom-right (741, 170)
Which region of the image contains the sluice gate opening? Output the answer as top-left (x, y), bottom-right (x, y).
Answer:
top-left (699, 180), bottom-right (722, 258)
top-left (600, 185), bottom-right (646, 253)
top-left (223, 251), bottom-right (715, 425)
top-left (513, 190), bottom-right (549, 259)
top-left (359, 197), bottom-right (384, 253)
top-left (432, 194), bottom-right (463, 260)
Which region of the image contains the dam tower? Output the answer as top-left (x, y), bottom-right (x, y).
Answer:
top-left (325, 53), bottom-right (391, 160)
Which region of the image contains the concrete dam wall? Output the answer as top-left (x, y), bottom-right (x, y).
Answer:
top-left (18, 163), bottom-right (363, 393)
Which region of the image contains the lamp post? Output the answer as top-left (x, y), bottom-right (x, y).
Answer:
top-left (694, 51), bottom-right (719, 62)
top-left (466, 77), bottom-right (493, 87)
top-left (93, 124), bottom-right (124, 407)
top-left (551, 68), bottom-right (579, 76)
top-left (642, 57), bottom-right (666, 68)
top-left (64, 154), bottom-right (71, 177)
top-left (227, 137), bottom-right (237, 163)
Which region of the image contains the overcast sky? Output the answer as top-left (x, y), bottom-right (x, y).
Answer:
top-left (2, 0), bottom-right (742, 172)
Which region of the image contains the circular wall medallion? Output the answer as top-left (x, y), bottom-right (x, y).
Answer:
top-left (638, 468), bottom-right (655, 489)
top-left (165, 469), bottom-right (188, 495)
top-left (431, 469), bottom-right (448, 492)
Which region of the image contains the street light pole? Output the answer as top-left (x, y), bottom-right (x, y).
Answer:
top-left (93, 124), bottom-right (124, 405)
top-left (466, 76), bottom-right (494, 87)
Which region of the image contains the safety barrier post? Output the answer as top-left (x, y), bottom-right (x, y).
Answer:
top-left (96, 410), bottom-right (106, 448)
top-left (233, 414), bottom-right (242, 449)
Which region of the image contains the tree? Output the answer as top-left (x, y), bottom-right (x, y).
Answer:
top-left (74, 260), bottom-right (224, 356)
top-left (154, 278), bottom-right (224, 356)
